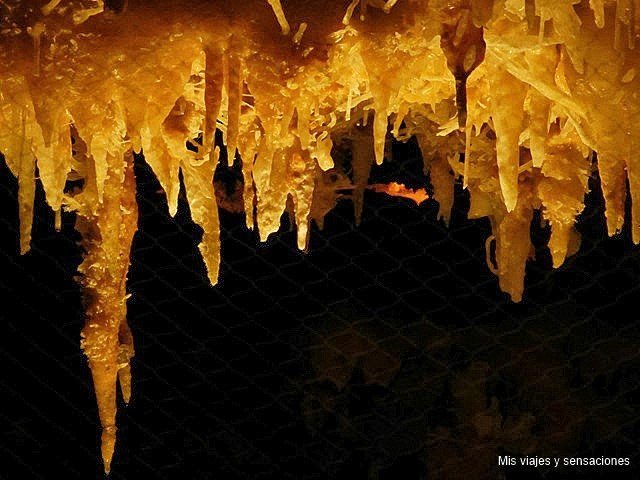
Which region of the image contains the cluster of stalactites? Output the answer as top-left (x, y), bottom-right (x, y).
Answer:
top-left (2, 0), bottom-right (640, 470)
top-left (1, 1), bottom-right (638, 303)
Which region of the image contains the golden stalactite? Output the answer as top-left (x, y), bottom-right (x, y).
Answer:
top-left (77, 151), bottom-right (138, 473)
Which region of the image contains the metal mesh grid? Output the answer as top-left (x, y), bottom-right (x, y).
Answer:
top-left (1, 135), bottom-right (639, 479)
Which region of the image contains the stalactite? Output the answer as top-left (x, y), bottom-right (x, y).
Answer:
top-left (77, 151), bottom-right (138, 473)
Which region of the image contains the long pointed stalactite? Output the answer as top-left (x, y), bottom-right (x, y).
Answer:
top-left (2, 0), bottom-right (640, 473)
top-left (77, 151), bottom-right (138, 473)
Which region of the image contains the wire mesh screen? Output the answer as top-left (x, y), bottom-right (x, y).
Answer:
top-left (0, 135), bottom-right (639, 479)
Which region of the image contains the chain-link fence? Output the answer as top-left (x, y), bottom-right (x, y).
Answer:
top-left (0, 134), bottom-right (639, 479)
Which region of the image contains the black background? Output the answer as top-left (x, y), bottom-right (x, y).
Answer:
top-left (1, 138), bottom-right (639, 479)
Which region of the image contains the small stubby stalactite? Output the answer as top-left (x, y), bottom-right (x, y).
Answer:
top-left (438, 0), bottom-right (487, 129)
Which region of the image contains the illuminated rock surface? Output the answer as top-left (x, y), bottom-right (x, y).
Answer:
top-left (1, 0), bottom-right (639, 472)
